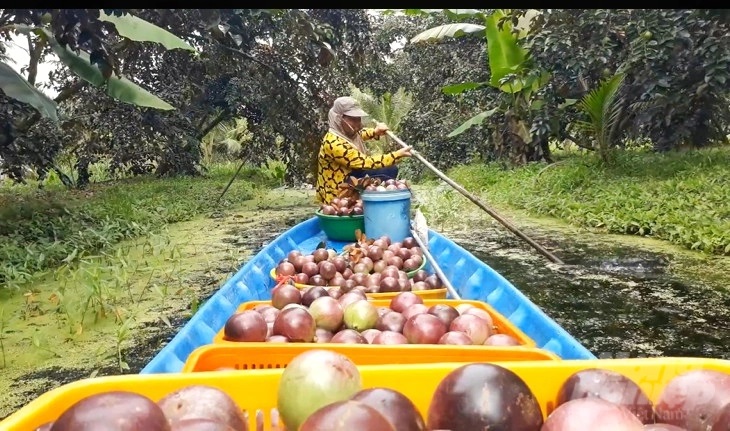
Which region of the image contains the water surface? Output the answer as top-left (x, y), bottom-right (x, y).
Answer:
top-left (444, 222), bottom-right (730, 359)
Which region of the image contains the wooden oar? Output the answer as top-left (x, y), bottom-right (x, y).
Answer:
top-left (410, 209), bottom-right (462, 300)
top-left (386, 130), bottom-right (564, 265)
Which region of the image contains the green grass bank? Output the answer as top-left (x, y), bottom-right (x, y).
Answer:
top-left (0, 162), bottom-right (285, 290)
top-left (423, 146), bottom-right (730, 257)
top-left (3, 146), bottom-right (729, 292)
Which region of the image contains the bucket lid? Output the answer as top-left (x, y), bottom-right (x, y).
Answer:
top-left (361, 189), bottom-right (412, 202)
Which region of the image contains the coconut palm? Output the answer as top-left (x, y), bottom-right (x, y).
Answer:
top-left (349, 84), bottom-right (414, 155)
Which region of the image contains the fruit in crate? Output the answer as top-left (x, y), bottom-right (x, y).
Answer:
top-left (170, 418), bottom-right (236, 430)
top-left (222, 291), bottom-right (520, 346)
top-left (34, 350), bottom-right (730, 431)
top-left (318, 175), bottom-right (374, 216)
top-left (222, 310), bottom-right (268, 342)
top-left (351, 388), bottom-right (426, 431)
top-left (299, 400), bottom-right (396, 430)
top-left (654, 369), bottom-right (730, 430)
top-left (542, 397), bottom-right (643, 430)
top-left (556, 368), bottom-right (654, 424)
top-left (273, 233), bottom-right (436, 294)
top-left (318, 175), bottom-right (411, 216)
top-left (157, 385), bottom-right (247, 431)
top-left (427, 363), bottom-right (543, 430)
top-left (277, 349), bottom-right (363, 431)
top-left (47, 391), bottom-right (170, 431)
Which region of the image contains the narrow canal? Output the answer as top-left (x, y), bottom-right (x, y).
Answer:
top-left (445, 220), bottom-right (730, 360)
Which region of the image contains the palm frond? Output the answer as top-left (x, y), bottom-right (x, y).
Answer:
top-left (348, 84), bottom-right (415, 155)
top-left (349, 84), bottom-right (414, 134)
top-left (388, 87), bottom-right (415, 131)
top-left (575, 73), bottom-right (626, 152)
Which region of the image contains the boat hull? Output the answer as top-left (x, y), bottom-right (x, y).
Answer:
top-left (141, 216), bottom-right (594, 374)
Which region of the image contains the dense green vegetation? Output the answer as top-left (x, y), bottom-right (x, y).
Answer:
top-left (0, 7), bottom-right (727, 292)
top-left (0, 162), bottom-right (287, 289)
top-left (3, 144), bottom-right (728, 294)
top-left (421, 146), bottom-right (730, 256)
top-left (2, 9), bottom-right (728, 186)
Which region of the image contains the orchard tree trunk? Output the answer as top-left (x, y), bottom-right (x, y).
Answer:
top-left (155, 137), bottom-right (202, 177)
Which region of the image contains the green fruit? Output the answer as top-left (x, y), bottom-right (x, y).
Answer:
top-left (641, 30), bottom-right (653, 40)
top-left (277, 350), bottom-right (362, 431)
top-left (344, 299), bottom-right (378, 331)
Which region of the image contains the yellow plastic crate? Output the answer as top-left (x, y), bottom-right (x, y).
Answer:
top-left (367, 287), bottom-right (446, 300)
top-left (213, 299), bottom-right (536, 347)
top-left (4, 357), bottom-right (730, 431)
top-left (181, 342), bottom-right (560, 372)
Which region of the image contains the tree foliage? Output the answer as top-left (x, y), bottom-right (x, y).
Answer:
top-left (517, 9), bottom-right (730, 152)
top-left (1, 9), bottom-right (729, 187)
top-left (363, 8), bottom-right (730, 174)
top-left (0, 9), bottom-right (377, 184)
top-left (356, 11), bottom-right (494, 176)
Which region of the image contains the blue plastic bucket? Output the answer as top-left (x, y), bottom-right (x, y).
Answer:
top-left (361, 189), bottom-right (412, 243)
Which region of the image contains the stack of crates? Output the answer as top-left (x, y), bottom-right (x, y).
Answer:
top-left (4, 296), bottom-right (729, 430)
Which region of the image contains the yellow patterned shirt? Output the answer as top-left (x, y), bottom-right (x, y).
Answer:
top-left (316, 128), bottom-right (401, 204)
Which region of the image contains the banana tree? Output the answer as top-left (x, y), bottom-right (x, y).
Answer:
top-left (0, 9), bottom-right (197, 123)
top-left (407, 9), bottom-right (553, 164)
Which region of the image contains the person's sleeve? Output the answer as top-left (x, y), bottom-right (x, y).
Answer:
top-left (360, 128), bottom-right (378, 141)
top-left (322, 135), bottom-right (401, 169)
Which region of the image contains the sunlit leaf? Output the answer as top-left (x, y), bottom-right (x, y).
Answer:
top-left (159, 315), bottom-right (172, 328)
top-left (498, 74), bottom-right (529, 94)
top-left (515, 9), bottom-right (541, 39)
top-left (410, 23), bottom-right (486, 44)
top-left (485, 10), bottom-right (528, 88)
top-left (106, 76), bottom-right (175, 110)
top-left (13, 26), bottom-right (175, 110)
top-left (32, 28), bottom-right (107, 87)
top-left (447, 108), bottom-right (498, 138)
top-left (443, 9), bottom-right (486, 20)
top-left (0, 62), bottom-right (58, 122)
top-left (558, 98), bottom-right (579, 109)
top-left (98, 10), bottom-right (196, 52)
top-left (442, 82), bottom-right (486, 95)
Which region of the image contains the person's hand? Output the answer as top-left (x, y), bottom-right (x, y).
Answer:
top-left (374, 121), bottom-right (390, 137)
top-left (394, 146), bottom-right (413, 158)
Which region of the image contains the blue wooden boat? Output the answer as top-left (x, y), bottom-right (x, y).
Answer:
top-left (141, 216), bottom-right (595, 374)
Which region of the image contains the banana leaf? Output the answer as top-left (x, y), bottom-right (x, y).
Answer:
top-left (410, 23), bottom-right (486, 44)
top-left (13, 25), bottom-right (175, 110)
top-left (0, 61), bottom-right (58, 122)
top-left (98, 10), bottom-right (196, 52)
top-left (485, 10), bottom-right (528, 90)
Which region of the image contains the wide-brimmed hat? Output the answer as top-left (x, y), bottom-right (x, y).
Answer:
top-left (336, 96), bottom-right (369, 117)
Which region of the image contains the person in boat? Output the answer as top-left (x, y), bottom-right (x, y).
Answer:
top-left (316, 96), bottom-right (413, 204)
